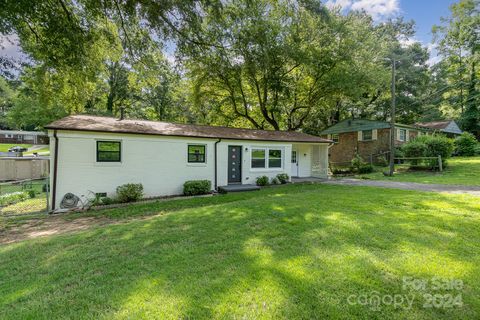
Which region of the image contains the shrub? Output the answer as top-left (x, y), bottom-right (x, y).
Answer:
top-left (116, 183), bottom-right (144, 203)
top-left (475, 144), bottom-right (480, 155)
top-left (256, 176), bottom-right (269, 186)
top-left (27, 190), bottom-right (36, 198)
top-left (183, 180), bottom-right (211, 196)
top-left (423, 135), bottom-right (454, 167)
top-left (402, 135), bottom-right (454, 169)
top-left (271, 177), bottom-right (280, 185)
top-left (100, 197), bottom-right (114, 205)
top-left (375, 155), bottom-right (388, 167)
top-left (402, 140), bottom-right (426, 166)
top-left (455, 132), bottom-right (478, 156)
top-left (332, 167), bottom-right (352, 175)
top-left (350, 154), bottom-right (369, 173)
top-left (276, 173), bottom-right (289, 184)
top-left (358, 164), bottom-right (374, 174)
top-left (0, 192), bottom-right (28, 206)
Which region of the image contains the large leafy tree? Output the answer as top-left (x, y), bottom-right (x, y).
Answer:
top-left (432, 0), bottom-right (479, 133)
top-left (182, 1), bottom-right (389, 130)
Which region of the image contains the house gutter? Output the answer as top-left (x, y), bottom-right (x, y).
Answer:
top-left (214, 138), bottom-right (222, 190)
top-left (51, 130), bottom-right (59, 212)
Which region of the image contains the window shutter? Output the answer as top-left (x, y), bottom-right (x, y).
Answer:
top-left (396, 128), bottom-right (400, 141)
top-left (357, 131), bottom-right (362, 141)
top-left (372, 129), bottom-right (378, 140)
top-left (406, 130), bottom-right (410, 141)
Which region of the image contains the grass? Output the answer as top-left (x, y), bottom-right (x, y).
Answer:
top-left (356, 157), bottom-right (480, 186)
top-left (0, 180), bottom-right (48, 215)
top-left (1, 184), bottom-right (479, 319)
top-left (0, 197), bottom-right (47, 215)
top-left (0, 143), bottom-right (32, 152)
top-left (24, 146), bottom-right (50, 156)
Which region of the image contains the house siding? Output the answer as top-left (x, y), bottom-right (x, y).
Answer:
top-left (48, 130), bottom-right (329, 210)
top-left (326, 127), bottom-right (421, 164)
top-left (0, 133), bottom-right (49, 144)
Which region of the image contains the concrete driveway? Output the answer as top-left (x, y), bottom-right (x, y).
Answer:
top-left (321, 178), bottom-right (480, 196)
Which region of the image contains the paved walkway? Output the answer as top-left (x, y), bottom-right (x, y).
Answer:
top-left (321, 178), bottom-right (480, 196)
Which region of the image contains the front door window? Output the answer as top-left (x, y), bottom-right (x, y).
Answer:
top-left (228, 146), bottom-right (241, 183)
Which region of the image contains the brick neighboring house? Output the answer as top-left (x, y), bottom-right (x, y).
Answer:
top-left (415, 120), bottom-right (462, 138)
top-left (0, 130), bottom-right (49, 144)
top-left (320, 119), bottom-right (429, 164)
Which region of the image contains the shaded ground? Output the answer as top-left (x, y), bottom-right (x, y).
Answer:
top-left (323, 178), bottom-right (480, 196)
top-left (0, 184), bottom-right (479, 319)
top-left (0, 215), bottom-right (117, 245)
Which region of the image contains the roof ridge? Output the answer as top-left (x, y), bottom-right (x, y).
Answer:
top-left (45, 115), bottom-right (332, 143)
top-left (67, 114), bottom-right (299, 134)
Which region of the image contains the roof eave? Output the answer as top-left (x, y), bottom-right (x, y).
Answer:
top-left (46, 127), bottom-right (331, 144)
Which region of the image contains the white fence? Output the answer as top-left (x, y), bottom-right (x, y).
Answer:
top-left (0, 157), bottom-right (49, 181)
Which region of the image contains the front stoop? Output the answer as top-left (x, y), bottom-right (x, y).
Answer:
top-left (218, 184), bottom-right (261, 193)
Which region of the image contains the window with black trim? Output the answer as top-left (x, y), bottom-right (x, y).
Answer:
top-left (269, 149), bottom-right (282, 168)
top-left (251, 149), bottom-right (266, 168)
top-left (188, 145), bottom-right (206, 163)
top-left (251, 148), bottom-right (283, 169)
top-left (96, 141), bottom-right (121, 162)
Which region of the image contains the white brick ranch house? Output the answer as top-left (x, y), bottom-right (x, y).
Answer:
top-left (45, 115), bottom-right (331, 211)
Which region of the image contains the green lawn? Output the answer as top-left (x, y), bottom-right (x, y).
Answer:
top-left (0, 143), bottom-right (32, 152)
top-left (24, 146), bottom-right (50, 156)
top-left (357, 157), bottom-right (480, 186)
top-left (0, 180), bottom-right (48, 215)
top-left (1, 184), bottom-right (479, 319)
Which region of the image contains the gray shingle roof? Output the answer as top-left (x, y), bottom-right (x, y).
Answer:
top-left (46, 115), bottom-right (331, 143)
top-left (321, 119), bottom-right (429, 135)
top-left (320, 119), bottom-right (391, 134)
top-left (415, 120), bottom-right (463, 134)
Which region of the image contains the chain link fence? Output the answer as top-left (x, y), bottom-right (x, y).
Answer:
top-left (0, 178), bottom-right (49, 216)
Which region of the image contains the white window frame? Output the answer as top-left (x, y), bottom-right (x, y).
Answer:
top-left (251, 147), bottom-right (283, 170)
top-left (291, 150), bottom-right (297, 163)
top-left (399, 129), bottom-right (407, 142)
top-left (268, 148), bottom-right (282, 169)
top-left (331, 134), bottom-right (339, 143)
top-left (5, 134), bottom-right (13, 138)
top-left (361, 130), bottom-right (373, 141)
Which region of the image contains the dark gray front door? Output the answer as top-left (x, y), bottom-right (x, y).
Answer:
top-left (228, 146), bottom-right (242, 184)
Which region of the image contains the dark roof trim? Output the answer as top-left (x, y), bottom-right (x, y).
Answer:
top-left (321, 118), bottom-right (431, 134)
top-left (46, 115), bottom-right (331, 144)
top-left (50, 127), bottom-right (331, 143)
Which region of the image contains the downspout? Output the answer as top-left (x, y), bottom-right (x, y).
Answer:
top-left (214, 138), bottom-right (222, 190)
top-left (327, 142), bottom-right (334, 176)
top-left (51, 130), bottom-right (59, 212)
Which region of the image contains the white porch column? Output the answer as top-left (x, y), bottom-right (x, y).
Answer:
top-left (311, 144), bottom-right (329, 178)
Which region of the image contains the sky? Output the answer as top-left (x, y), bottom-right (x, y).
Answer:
top-left (0, 0), bottom-right (457, 66)
top-left (325, 0), bottom-right (457, 64)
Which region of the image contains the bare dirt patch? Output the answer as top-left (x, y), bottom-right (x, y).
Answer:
top-left (0, 215), bottom-right (119, 245)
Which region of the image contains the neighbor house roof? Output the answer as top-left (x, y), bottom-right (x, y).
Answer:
top-left (415, 120), bottom-right (462, 135)
top-left (45, 115), bottom-right (331, 143)
top-left (0, 130), bottom-right (47, 136)
top-left (320, 119), bottom-right (424, 135)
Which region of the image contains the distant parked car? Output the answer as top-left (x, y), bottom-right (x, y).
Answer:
top-left (8, 146), bottom-right (28, 152)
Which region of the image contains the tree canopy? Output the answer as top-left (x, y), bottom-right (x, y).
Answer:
top-left (0, 0), bottom-right (478, 137)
